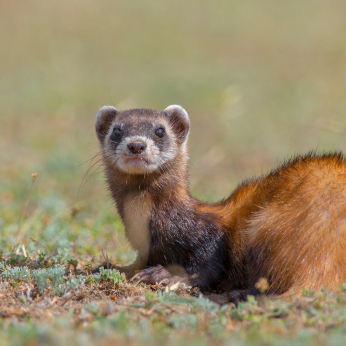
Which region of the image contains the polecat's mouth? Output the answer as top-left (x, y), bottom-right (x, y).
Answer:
top-left (123, 156), bottom-right (150, 165)
top-left (116, 154), bottom-right (158, 174)
top-left (111, 136), bottom-right (161, 174)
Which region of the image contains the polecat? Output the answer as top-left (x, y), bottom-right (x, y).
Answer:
top-left (94, 105), bottom-right (346, 302)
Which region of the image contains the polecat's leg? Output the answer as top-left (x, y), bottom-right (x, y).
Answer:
top-left (131, 265), bottom-right (190, 286)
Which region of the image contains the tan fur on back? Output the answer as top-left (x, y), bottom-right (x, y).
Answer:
top-left (248, 157), bottom-right (346, 295)
top-left (198, 154), bottom-right (346, 295)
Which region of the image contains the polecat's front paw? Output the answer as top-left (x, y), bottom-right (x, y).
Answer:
top-left (132, 265), bottom-right (186, 286)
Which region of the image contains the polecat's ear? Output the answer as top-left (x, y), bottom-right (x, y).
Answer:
top-left (163, 105), bottom-right (190, 143)
top-left (95, 106), bottom-right (118, 142)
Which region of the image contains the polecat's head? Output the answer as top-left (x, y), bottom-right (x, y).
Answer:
top-left (95, 105), bottom-right (190, 175)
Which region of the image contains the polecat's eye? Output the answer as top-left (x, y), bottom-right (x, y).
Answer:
top-left (112, 128), bottom-right (122, 139)
top-left (155, 128), bottom-right (165, 138)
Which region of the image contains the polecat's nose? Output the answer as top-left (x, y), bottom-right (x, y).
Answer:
top-left (128, 142), bottom-right (147, 154)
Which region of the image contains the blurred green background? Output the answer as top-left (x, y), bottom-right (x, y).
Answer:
top-left (1, 0), bottom-right (346, 260)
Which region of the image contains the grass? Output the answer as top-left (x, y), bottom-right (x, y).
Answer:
top-left (2, 243), bottom-right (346, 346)
top-left (2, 0), bottom-right (346, 344)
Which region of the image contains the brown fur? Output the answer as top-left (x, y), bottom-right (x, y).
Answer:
top-left (210, 152), bottom-right (346, 296)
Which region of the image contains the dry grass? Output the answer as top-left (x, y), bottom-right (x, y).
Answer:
top-left (2, 252), bottom-right (346, 346)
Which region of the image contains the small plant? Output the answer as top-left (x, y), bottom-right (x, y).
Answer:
top-left (143, 291), bottom-right (158, 309)
top-left (85, 302), bottom-right (102, 317)
top-left (88, 267), bottom-right (125, 289)
top-left (0, 266), bottom-right (31, 287)
top-left (10, 267), bottom-right (30, 282)
top-left (32, 269), bottom-right (49, 294)
top-left (67, 259), bottom-right (78, 274)
top-left (32, 265), bottom-right (66, 295)
top-left (65, 274), bottom-right (85, 290)
top-left (6, 254), bottom-right (28, 266)
top-left (168, 314), bottom-right (199, 330)
top-left (32, 267), bottom-right (85, 296)
top-left (19, 295), bottom-right (27, 305)
top-left (191, 296), bottom-right (220, 315)
top-left (38, 252), bottom-right (46, 262)
top-left (52, 283), bottom-right (68, 296)
top-left (0, 261), bottom-right (8, 274)
top-left (84, 261), bottom-right (93, 275)
top-left (14, 172), bottom-right (39, 244)
top-left (31, 266), bottom-right (85, 296)
top-left (48, 265), bottom-right (65, 287)
top-left (157, 291), bottom-right (192, 306)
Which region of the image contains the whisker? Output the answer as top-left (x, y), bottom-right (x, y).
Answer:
top-left (77, 151), bottom-right (117, 201)
top-left (78, 152), bottom-right (102, 167)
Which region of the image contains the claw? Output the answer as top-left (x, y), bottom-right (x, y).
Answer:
top-left (158, 278), bottom-right (169, 285)
top-left (131, 272), bottom-right (142, 282)
top-left (131, 265), bottom-right (176, 285)
top-left (132, 266), bottom-right (159, 282)
top-left (136, 274), bottom-right (151, 284)
top-left (159, 276), bottom-right (184, 286)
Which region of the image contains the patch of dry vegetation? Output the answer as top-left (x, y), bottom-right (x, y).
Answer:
top-left (1, 252), bottom-right (346, 346)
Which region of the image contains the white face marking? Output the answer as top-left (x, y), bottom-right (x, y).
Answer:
top-left (105, 130), bottom-right (179, 175)
top-left (115, 135), bottom-right (162, 174)
top-left (158, 125), bottom-right (178, 161)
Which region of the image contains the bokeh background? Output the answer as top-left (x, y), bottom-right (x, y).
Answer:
top-left (1, 0), bottom-right (346, 262)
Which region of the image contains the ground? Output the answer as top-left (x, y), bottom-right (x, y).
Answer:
top-left (2, 217), bottom-right (346, 345)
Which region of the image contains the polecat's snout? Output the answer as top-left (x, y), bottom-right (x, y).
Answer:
top-left (128, 141), bottom-right (147, 154)
top-left (115, 135), bottom-right (159, 174)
